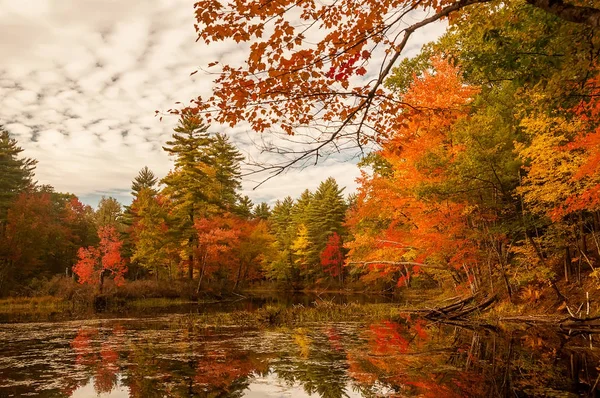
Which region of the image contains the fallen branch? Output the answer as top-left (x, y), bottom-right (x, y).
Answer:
top-left (403, 294), bottom-right (496, 321)
top-left (447, 295), bottom-right (497, 320)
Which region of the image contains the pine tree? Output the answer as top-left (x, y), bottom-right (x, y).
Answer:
top-left (209, 133), bottom-right (244, 210)
top-left (0, 127), bottom-right (36, 223)
top-left (236, 195), bottom-right (254, 218)
top-left (253, 202), bottom-right (271, 220)
top-left (266, 197), bottom-right (297, 283)
top-left (305, 178), bottom-right (347, 281)
top-left (131, 166), bottom-right (158, 197)
top-left (161, 115), bottom-right (217, 280)
top-left (291, 189), bottom-right (313, 225)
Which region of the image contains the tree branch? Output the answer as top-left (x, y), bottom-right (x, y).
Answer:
top-left (526, 0), bottom-right (600, 27)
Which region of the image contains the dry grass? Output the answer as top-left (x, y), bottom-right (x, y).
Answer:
top-left (0, 296), bottom-right (69, 315)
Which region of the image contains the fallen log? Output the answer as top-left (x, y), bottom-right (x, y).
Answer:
top-left (403, 294), bottom-right (496, 321)
top-left (447, 295), bottom-right (497, 320)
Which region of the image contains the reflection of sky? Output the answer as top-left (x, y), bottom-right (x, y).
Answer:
top-left (70, 376), bottom-right (130, 398)
top-left (69, 372), bottom-right (368, 397)
top-left (245, 372), bottom-right (364, 397)
top-left (0, 0), bottom-right (446, 207)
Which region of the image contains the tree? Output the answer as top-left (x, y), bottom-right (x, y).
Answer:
top-left (73, 226), bottom-right (127, 293)
top-left (233, 219), bottom-right (274, 289)
top-left (131, 166), bottom-right (158, 197)
top-left (161, 115), bottom-right (216, 280)
top-left (292, 224), bottom-right (311, 280)
top-left (123, 167), bottom-right (160, 271)
top-left (0, 189), bottom-right (97, 295)
top-left (236, 195), bottom-right (254, 219)
top-left (179, 0), bottom-right (600, 177)
top-left (194, 216), bottom-right (240, 292)
top-left (209, 133), bottom-right (244, 210)
top-left (306, 178), bottom-right (347, 268)
top-left (265, 197), bottom-right (297, 283)
top-left (0, 127), bottom-right (36, 223)
top-left (95, 197), bottom-right (123, 229)
top-left (320, 233), bottom-right (345, 283)
top-left (253, 202), bottom-right (271, 220)
top-left (130, 190), bottom-right (176, 280)
top-left (345, 58), bottom-right (483, 290)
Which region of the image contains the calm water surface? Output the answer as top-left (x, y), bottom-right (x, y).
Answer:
top-left (1, 295), bottom-right (599, 397)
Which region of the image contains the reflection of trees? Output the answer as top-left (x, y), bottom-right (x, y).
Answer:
top-left (269, 326), bottom-right (354, 398)
top-left (70, 327), bottom-right (121, 395)
top-left (193, 350), bottom-right (267, 397)
top-left (347, 319), bottom-right (485, 397)
top-left (10, 316), bottom-right (600, 397)
top-left (347, 318), bottom-right (600, 397)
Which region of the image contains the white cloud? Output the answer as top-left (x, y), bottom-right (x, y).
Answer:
top-left (0, 0), bottom-right (446, 208)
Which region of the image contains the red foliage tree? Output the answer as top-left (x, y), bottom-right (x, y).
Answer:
top-left (72, 226), bottom-right (126, 292)
top-left (320, 233), bottom-right (344, 282)
top-left (194, 216), bottom-right (240, 292)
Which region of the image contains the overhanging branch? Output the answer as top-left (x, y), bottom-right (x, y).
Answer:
top-left (526, 0), bottom-right (600, 28)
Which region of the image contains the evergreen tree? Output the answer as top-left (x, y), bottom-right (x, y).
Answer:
top-left (253, 202), bottom-right (271, 220)
top-left (0, 127), bottom-right (36, 223)
top-left (122, 167), bottom-right (159, 273)
top-left (131, 166), bottom-right (158, 197)
top-left (209, 133), bottom-right (244, 210)
top-left (161, 115), bottom-right (216, 280)
top-left (236, 195), bottom-right (254, 218)
top-left (266, 197), bottom-right (297, 283)
top-left (291, 189), bottom-right (312, 225)
top-left (304, 178), bottom-right (347, 282)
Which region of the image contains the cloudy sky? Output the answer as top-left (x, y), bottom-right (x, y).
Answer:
top-left (0, 0), bottom-right (446, 208)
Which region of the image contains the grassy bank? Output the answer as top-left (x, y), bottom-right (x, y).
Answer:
top-left (0, 296), bottom-right (70, 315)
top-left (181, 301), bottom-right (413, 330)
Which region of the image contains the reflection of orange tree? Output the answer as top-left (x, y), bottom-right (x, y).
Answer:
top-left (70, 327), bottom-right (122, 395)
top-left (194, 350), bottom-right (266, 394)
top-left (347, 319), bottom-right (485, 397)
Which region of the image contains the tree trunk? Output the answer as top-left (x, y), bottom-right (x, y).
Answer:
top-left (196, 252), bottom-right (207, 294)
top-left (188, 252), bottom-right (193, 280)
top-left (564, 246), bottom-right (572, 283)
top-left (234, 262), bottom-right (244, 290)
top-left (98, 269), bottom-right (108, 294)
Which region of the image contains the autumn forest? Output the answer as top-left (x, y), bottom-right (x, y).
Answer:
top-left (3, 0), bottom-right (600, 396)
top-left (3, 0), bottom-right (600, 308)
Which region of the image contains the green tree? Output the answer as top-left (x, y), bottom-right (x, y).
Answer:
top-left (0, 127), bottom-right (36, 223)
top-left (130, 189), bottom-right (175, 280)
top-left (95, 196), bottom-right (123, 228)
top-left (253, 202), bottom-right (271, 220)
top-left (131, 166), bottom-right (158, 197)
top-left (236, 195), bottom-right (254, 219)
top-left (161, 115), bottom-right (217, 280)
top-left (266, 197), bottom-right (297, 284)
top-left (210, 133), bottom-right (244, 210)
top-left (304, 178), bottom-right (347, 282)
top-left (123, 166), bottom-right (160, 269)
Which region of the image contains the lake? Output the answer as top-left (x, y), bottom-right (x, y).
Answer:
top-left (0, 294), bottom-right (599, 397)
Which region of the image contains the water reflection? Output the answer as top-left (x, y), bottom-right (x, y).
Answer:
top-left (1, 313), bottom-right (600, 397)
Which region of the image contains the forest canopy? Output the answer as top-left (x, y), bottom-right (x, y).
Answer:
top-left (2, 0), bottom-right (600, 304)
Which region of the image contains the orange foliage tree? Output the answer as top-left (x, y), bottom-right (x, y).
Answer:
top-left (345, 58), bottom-right (483, 290)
